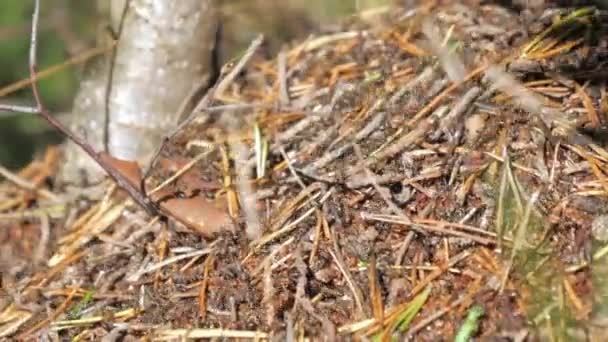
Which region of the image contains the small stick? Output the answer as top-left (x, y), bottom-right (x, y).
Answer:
top-left (279, 146), bottom-right (306, 190)
top-left (214, 34), bottom-right (264, 97)
top-left (0, 42), bottom-right (117, 98)
top-left (0, 163), bottom-right (58, 200)
top-left (407, 65), bottom-right (487, 126)
top-left (353, 144), bottom-right (411, 223)
top-left (0, 103), bottom-right (39, 114)
top-left (303, 111), bottom-right (386, 173)
top-left (26, 0), bottom-right (158, 215)
top-left (16, 288), bottom-right (78, 339)
top-left (277, 50), bottom-right (290, 106)
top-left (140, 36), bottom-right (265, 194)
top-left (432, 86), bottom-right (481, 139)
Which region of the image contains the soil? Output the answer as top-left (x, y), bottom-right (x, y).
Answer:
top-left (2, 1), bottom-right (608, 340)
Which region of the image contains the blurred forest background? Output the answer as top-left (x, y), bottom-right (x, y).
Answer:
top-left (0, 0), bottom-right (392, 170)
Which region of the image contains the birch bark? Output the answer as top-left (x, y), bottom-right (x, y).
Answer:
top-left (62, 0), bottom-right (218, 183)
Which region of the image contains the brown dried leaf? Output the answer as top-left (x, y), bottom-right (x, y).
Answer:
top-left (99, 152), bottom-right (233, 237)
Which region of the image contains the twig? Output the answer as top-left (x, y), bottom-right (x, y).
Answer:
top-left (0, 103), bottom-right (39, 114)
top-left (262, 258), bottom-right (276, 326)
top-left (279, 146), bottom-right (306, 190)
top-left (26, 0), bottom-right (158, 215)
top-left (0, 41), bottom-right (117, 98)
top-left (141, 35), bottom-right (265, 194)
top-left (16, 288), bottom-right (77, 339)
top-left (294, 248), bottom-right (336, 337)
top-left (328, 238), bottom-right (367, 318)
top-left (304, 111), bottom-right (385, 173)
top-left (126, 247), bottom-right (214, 282)
top-left (215, 34), bottom-right (264, 97)
top-left (407, 65), bottom-right (487, 126)
top-left (362, 108), bottom-right (443, 172)
top-left (395, 231), bottom-right (416, 266)
top-left (431, 86), bottom-right (481, 140)
top-left (278, 50), bottom-right (290, 106)
top-left (154, 329), bottom-right (268, 340)
top-left (148, 149), bottom-right (214, 195)
top-left (33, 213), bottom-right (50, 262)
top-left (102, 0), bottom-right (131, 151)
top-left (0, 163), bottom-right (58, 200)
top-left (353, 144), bottom-right (411, 223)
top-left (346, 167), bottom-right (442, 189)
top-left (485, 66), bottom-right (571, 131)
top-left (230, 130), bottom-right (263, 240)
top-left (361, 212), bottom-right (496, 245)
top-left (389, 66), bottom-right (436, 105)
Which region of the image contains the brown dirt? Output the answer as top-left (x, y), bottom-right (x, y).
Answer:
top-left (2, 1), bottom-right (608, 340)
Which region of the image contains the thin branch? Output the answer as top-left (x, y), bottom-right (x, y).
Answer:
top-left (103, 0), bottom-right (131, 151)
top-left (27, 0), bottom-right (158, 215)
top-left (214, 34), bottom-right (264, 97)
top-left (353, 144), bottom-right (411, 223)
top-left (0, 163), bottom-right (58, 200)
top-left (0, 103), bottom-right (39, 114)
top-left (140, 35), bottom-right (265, 196)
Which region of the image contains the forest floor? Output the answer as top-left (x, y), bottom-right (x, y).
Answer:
top-left (2, 1), bottom-right (608, 340)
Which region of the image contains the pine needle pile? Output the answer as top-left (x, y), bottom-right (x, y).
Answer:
top-left (1, 1), bottom-right (608, 340)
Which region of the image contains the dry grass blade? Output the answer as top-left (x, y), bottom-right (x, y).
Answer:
top-left (575, 81), bottom-right (601, 128)
top-left (407, 65), bottom-right (487, 126)
top-left (0, 41), bottom-right (117, 98)
top-left (328, 247), bottom-right (367, 319)
top-left (406, 278), bottom-right (483, 338)
top-left (295, 31), bottom-right (361, 53)
top-left (0, 163), bottom-right (58, 201)
top-left (580, 150), bottom-right (608, 196)
top-left (500, 191), bottom-right (540, 293)
top-left (148, 149), bottom-right (214, 195)
top-left (409, 250), bottom-right (471, 299)
top-left (153, 328), bottom-right (268, 340)
top-left (361, 213), bottom-right (496, 245)
top-left (126, 247), bottom-right (214, 282)
top-left (0, 305), bottom-right (33, 338)
top-left (50, 201), bottom-right (126, 266)
top-left (527, 39), bottom-right (584, 60)
top-left (369, 254), bottom-right (384, 323)
top-left (198, 254), bottom-right (215, 320)
top-left (521, 7), bottom-right (595, 56)
top-left (51, 308), bottom-right (139, 331)
top-left (16, 288), bottom-right (77, 339)
top-left (250, 182), bottom-right (325, 249)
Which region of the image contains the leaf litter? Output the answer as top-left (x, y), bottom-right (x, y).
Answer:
top-left (2, 1), bottom-right (608, 340)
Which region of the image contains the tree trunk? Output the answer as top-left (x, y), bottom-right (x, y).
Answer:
top-left (62, 0), bottom-right (218, 183)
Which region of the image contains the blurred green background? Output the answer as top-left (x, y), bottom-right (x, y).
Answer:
top-left (0, 0), bottom-right (391, 170)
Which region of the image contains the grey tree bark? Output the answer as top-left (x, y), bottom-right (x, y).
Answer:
top-left (62, 0), bottom-right (218, 183)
